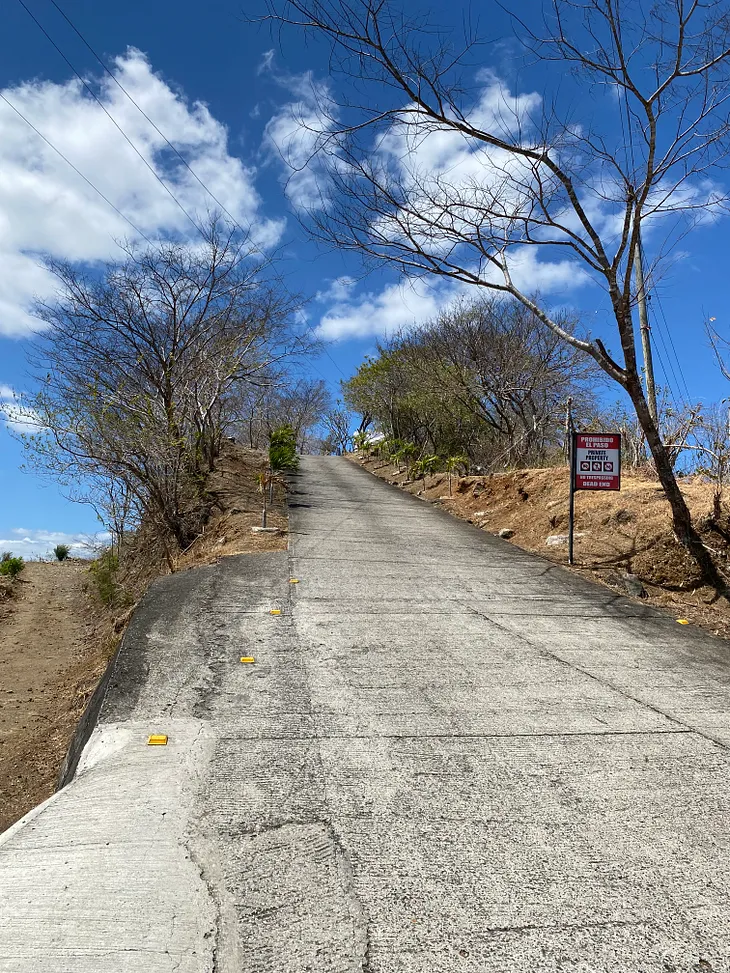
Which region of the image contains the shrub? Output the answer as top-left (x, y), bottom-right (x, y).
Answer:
top-left (0, 555), bottom-right (24, 579)
top-left (88, 551), bottom-right (120, 606)
top-left (352, 430), bottom-right (372, 455)
top-left (393, 442), bottom-right (417, 473)
top-left (53, 544), bottom-right (71, 561)
top-left (269, 425), bottom-right (299, 472)
top-left (411, 455), bottom-right (440, 482)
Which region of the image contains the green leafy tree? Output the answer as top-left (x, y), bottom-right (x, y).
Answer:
top-left (269, 425), bottom-right (300, 472)
top-left (411, 454), bottom-right (440, 487)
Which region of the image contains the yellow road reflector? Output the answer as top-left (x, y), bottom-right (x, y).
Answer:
top-left (677, 618), bottom-right (690, 625)
top-left (270, 609), bottom-right (282, 615)
top-left (240, 656), bottom-right (255, 664)
top-left (290, 578), bottom-right (300, 584)
top-left (147, 734), bottom-right (168, 746)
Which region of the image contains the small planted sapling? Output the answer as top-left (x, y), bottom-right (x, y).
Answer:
top-left (445, 455), bottom-right (469, 497)
top-left (411, 455), bottom-right (440, 489)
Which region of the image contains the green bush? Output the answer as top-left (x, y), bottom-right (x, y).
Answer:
top-left (53, 544), bottom-right (71, 561)
top-left (352, 430), bottom-right (372, 455)
top-left (0, 555), bottom-right (24, 579)
top-left (88, 551), bottom-right (120, 606)
top-left (269, 424), bottom-right (299, 472)
top-left (411, 455), bottom-right (440, 482)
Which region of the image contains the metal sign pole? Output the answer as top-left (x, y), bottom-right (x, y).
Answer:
top-left (568, 429), bottom-right (577, 566)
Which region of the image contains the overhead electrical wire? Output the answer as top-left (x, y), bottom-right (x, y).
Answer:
top-left (616, 76), bottom-right (692, 412)
top-left (17, 0), bottom-right (350, 384)
top-left (16, 0), bottom-right (207, 242)
top-left (38, 0), bottom-right (350, 382)
top-left (46, 0), bottom-right (247, 236)
top-left (650, 283), bottom-right (693, 405)
top-left (0, 91), bottom-right (152, 244)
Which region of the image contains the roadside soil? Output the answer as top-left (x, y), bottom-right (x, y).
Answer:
top-left (0, 443), bottom-right (288, 834)
top-left (0, 561), bottom-right (108, 834)
top-left (176, 443), bottom-right (288, 570)
top-left (353, 454), bottom-right (730, 641)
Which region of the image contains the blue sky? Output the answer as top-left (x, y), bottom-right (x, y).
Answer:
top-left (0, 0), bottom-right (728, 557)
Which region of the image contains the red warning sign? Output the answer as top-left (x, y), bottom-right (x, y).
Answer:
top-left (573, 433), bottom-right (621, 491)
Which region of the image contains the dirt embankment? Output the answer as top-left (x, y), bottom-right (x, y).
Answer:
top-left (354, 454), bottom-right (730, 640)
top-left (0, 443), bottom-right (287, 834)
top-left (0, 561), bottom-right (105, 833)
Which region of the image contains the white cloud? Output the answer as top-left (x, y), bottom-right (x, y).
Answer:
top-left (0, 48), bottom-right (284, 337)
top-left (0, 384), bottom-right (43, 433)
top-left (316, 249), bottom-right (589, 342)
top-left (263, 73), bottom-right (336, 210)
top-left (315, 276), bottom-right (357, 302)
top-left (317, 277), bottom-right (453, 341)
top-left (257, 50), bottom-right (276, 75)
top-left (0, 528), bottom-right (110, 560)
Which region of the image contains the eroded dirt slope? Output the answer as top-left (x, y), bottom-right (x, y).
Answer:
top-left (0, 561), bottom-right (108, 833)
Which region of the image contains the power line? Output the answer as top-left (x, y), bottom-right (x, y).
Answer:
top-left (0, 91), bottom-right (152, 244)
top-left (617, 81), bottom-right (684, 413)
top-left (651, 285), bottom-right (693, 404)
top-left (44, 0), bottom-right (350, 382)
top-left (20, 0), bottom-right (350, 382)
top-left (649, 301), bottom-right (684, 406)
top-left (16, 0), bottom-right (207, 241)
top-left (46, 0), bottom-right (249, 235)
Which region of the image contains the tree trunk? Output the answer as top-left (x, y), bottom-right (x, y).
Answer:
top-left (626, 377), bottom-right (728, 597)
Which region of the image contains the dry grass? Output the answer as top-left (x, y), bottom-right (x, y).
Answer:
top-left (354, 454), bottom-right (730, 640)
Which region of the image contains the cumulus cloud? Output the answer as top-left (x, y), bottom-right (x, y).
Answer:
top-left (316, 249), bottom-right (589, 342)
top-left (317, 277), bottom-right (459, 341)
top-left (0, 528), bottom-right (110, 560)
top-left (315, 276), bottom-right (357, 303)
top-left (0, 48), bottom-right (284, 337)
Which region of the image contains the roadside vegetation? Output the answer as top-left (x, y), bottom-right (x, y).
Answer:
top-left (5, 220), bottom-right (342, 584)
top-left (267, 0), bottom-right (730, 594)
top-left (343, 294), bottom-right (730, 598)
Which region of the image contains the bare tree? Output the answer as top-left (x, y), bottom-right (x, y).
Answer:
top-left (231, 375), bottom-right (331, 450)
top-left (264, 0), bottom-right (730, 591)
top-left (18, 221), bottom-right (305, 549)
top-left (322, 403), bottom-right (354, 454)
top-left (692, 403), bottom-right (730, 521)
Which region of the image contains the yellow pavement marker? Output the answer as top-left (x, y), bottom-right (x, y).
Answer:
top-left (147, 734), bottom-right (168, 746)
top-left (270, 609), bottom-right (282, 615)
top-left (290, 578), bottom-right (300, 584)
top-left (677, 619), bottom-right (690, 625)
top-left (240, 656), bottom-right (255, 664)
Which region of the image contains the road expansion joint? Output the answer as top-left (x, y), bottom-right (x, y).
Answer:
top-left (470, 607), bottom-right (730, 753)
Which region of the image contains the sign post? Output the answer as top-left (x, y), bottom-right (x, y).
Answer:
top-left (568, 432), bottom-right (622, 565)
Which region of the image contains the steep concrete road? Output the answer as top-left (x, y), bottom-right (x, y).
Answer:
top-left (2, 456), bottom-right (730, 971)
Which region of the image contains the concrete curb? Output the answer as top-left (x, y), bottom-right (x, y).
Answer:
top-left (56, 640), bottom-right (122, 788)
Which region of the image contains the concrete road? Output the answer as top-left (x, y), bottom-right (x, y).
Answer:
top-left (2, 456), bottom-right (730, 971)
